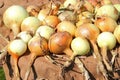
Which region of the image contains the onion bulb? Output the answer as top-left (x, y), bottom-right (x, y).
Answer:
top-left (48, 31), bottom-right (73, 56)
top-left (24, 33), bottom-right (48, 80)
top-left (56, 21), bottom-right (76, 37)
top-left (3, 5), bottom-right (29, 37)
top-left (21, 16), bottom-right (41, 35)
top-left (95, 4), bottom-right (119, 21)
top-left (71, 37), bottom-right (90, 56)
top-left (114, 25), bottom-right (120, 44)
top-left (95, 16), bottom-right (117, 32)
top-left (97, 32), bottom-right (116, 71)
top-left (7, 39), bottom-right (27, 80)
top-left (16, 31), bottom-right (32, 43)
top-left (43, 15), bottom-right (60, 28)
top-left (35, 25), bottom-right (55, 40)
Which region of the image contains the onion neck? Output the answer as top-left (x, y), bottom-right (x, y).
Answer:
top-left (63, 48), bottom-right (73, 57)
top-left (11, 24), bottom-right (20, 38)
top-left (101, 46), bottom-right (112, 71)
top-left (13, 57), bottom-right (20, 80)
top-left (90, 40), bottom-right (102, 61)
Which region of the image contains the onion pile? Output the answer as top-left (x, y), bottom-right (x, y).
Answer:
top-left (1, 0), bottom-right (120, 80)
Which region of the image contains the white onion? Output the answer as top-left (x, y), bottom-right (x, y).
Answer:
top-left (97, 32), bottom-right (116, 50)
top-left (71, 37), bottom-right (90, 56)
top-left (36, 25), bottom-right (55, 40)
top-left (8, 39), bottom-right (27, 56)
top-left (3, 5), bottom-right (29, 37)
top-left (17, 31), bottom-right (32, 43)
top-left (21, 16), bottom-right (42, 35)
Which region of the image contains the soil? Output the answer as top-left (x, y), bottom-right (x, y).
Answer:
top-left (0, 0), bottom-right (120, 80)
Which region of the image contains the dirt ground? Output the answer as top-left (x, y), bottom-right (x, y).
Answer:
top-left (0, 0), bottom-right (120, 80)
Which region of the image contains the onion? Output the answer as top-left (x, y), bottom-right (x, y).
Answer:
top-left (75, 23), bottom-right (100, 57)
top-left (63, 37), bottom-right (91, 80)
top-left (48, 31), bottom-right (73, 56)
top-left (75, 23), bottom-right (109, 78)
top-left (43, 15), bottom-right (60, 28)
top-left (16, 31), bottom-right (32, 43)
top-left (7, 39), bottom-right (27, 80)
top-left (3, 5), bottom-right (29, 37)
top-left (24, 33), bottom-right (48, 80)
top-left (95, 16), bottom-right (117, 32)
top-left (95, 4), bottom-right (119, 21)
top-left (71, 37), bottom-right (90, 56)
top-left (21, 16), bottom-right (41, 35)
top-left (56, 21), bottom-right (76, 37)
top-left (114, 25), bottom-right (120, 44)
top-left (35, 25), bottom-right (55, 40)
top-left (97, 32), bottom-right (117, 71)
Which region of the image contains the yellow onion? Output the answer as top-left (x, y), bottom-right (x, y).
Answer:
top-left (48, 31), bottom-right (73, 56)
top-left (24, 33), bottom-right (48, 80)
top-left (56, 21), bottom-right (76, 37)
top-left (95, 16), bottom-right (117, 32)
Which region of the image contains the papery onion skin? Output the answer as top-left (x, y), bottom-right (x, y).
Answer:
top-left (97, 32), bottom-right (116, 50)
top-left (71, 37), bottom-right (90, 56)
top-left (7, 39), bottom-right (27, 58)
top-left (48, 31), bottom-right (72, 54)
top-left (21, 16), bottom-right (42, 35)
top-left (3, 5), bottom-right (29, 36)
